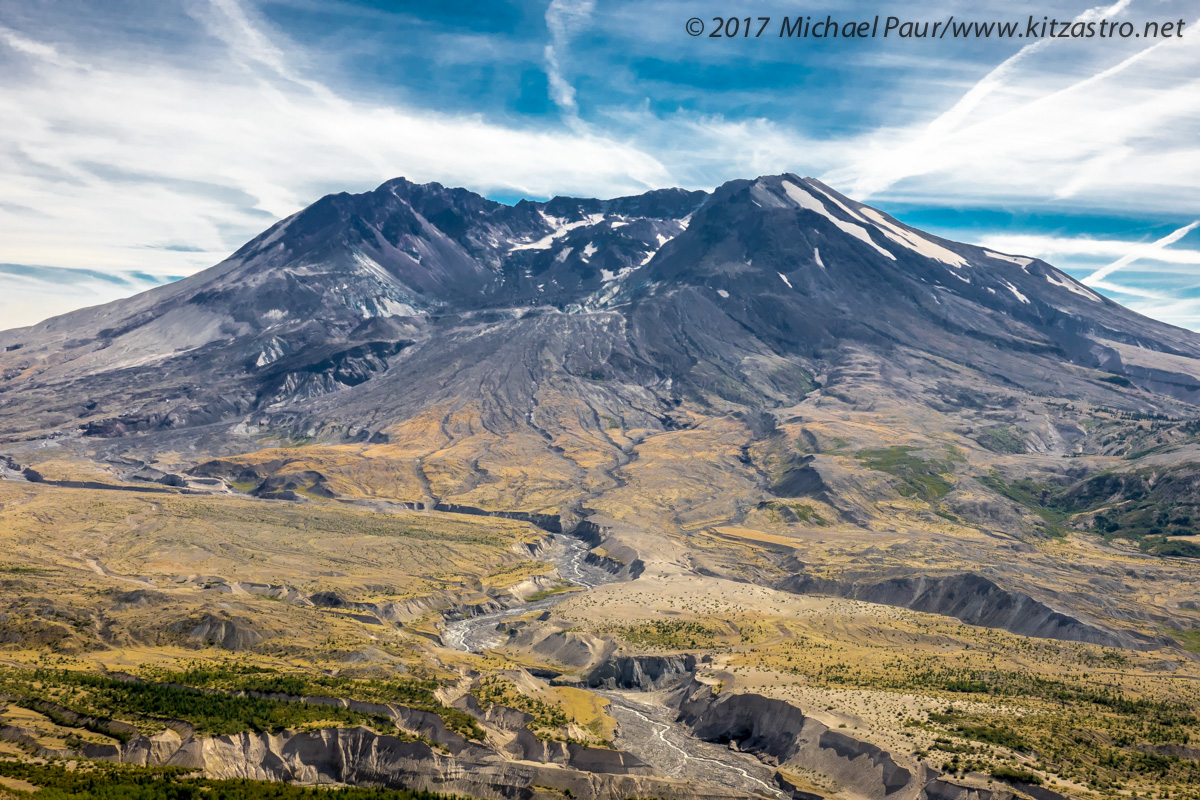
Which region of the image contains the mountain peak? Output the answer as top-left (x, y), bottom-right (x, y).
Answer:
top-left (4, 172), bottom-right (1200, 447)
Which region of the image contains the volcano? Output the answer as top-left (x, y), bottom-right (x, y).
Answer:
top-left (3, 175), bottom-right (1200, 799)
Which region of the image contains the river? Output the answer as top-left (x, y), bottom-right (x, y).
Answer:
top-left (439, 533), bottom-right (787, 799)
top-left (441, 533), bottom-right (614, 651)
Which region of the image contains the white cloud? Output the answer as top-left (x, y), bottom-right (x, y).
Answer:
top-left (1120, 297), bottom-right (1200, 330)
top-left (2, 0), bottom-right (1200, 333)
top-left (824, 4), bottom-right (1200, 215)
top-left (1083, 221), bottom-right (1200, 285)
top-left (976, 233), bottom-right (1200, 268)
top-left (0, 0), bottom-right (669, 289)
top-left (543, 0), bottom-right (596, 118)
top-left (975, 229), bottom-right (1200, 329)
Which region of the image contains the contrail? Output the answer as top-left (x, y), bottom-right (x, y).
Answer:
top-left (1083, 221), bottom-right (1200, 286)
top-left (838, 0), bottom-right (1135, 198)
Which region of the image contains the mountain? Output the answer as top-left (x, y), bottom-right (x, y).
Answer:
top-left (3, 175), bottom-right (1200, 800)
top-left (1, 173), bottom-right (1197, 449)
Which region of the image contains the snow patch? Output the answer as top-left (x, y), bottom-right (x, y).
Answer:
top-left (379, 297), bottom-right (418, 317)
top-left (1046, 271), bottom-right (1103, 302)
top-left (255, 337), bottom-right (287, 368)
top-left (256, 215), bottom-right (296, 249)
top-left (512, 213), bottom-right (604, 251)
top-left (1002, 280), bottom-right (1030, 304)
top-left (857, 207), bottom-right (970, 268)
top-left (717, 289), bottom-right (729, 298)
top-left (778, 272), bottom-right (793, 289)
top-left (555, 247), bottom-right (572, 263)
top-left (813, 248), bottom-right (825, 269)
top-left (985, 250), bottom-right (1034, 270)
top-left (581, 242), bottom-right (598, 261)
top-left (806, 182), bottom-right (869, 223)
top-left (351, 251), bottom-right (395, 284)
top-left (781, 181), bottom-right (895, 260)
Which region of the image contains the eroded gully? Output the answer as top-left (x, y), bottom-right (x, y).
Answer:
top-left (440, 533), bottom-right (785, 799)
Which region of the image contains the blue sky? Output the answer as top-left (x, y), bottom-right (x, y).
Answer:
top-left (1, 0), bottom-right (1198, 329)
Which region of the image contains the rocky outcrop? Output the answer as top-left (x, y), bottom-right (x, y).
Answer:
top-left (585, 655), bottom-right (698, 691)
top-left (923, 776), bottom-right (1073, 800)
top-left (673, 679), bottom-right (919, 799)
top-left (782, 571), bottom-right (1158, 651)
top-left (434, 503), bottom-right (563, 533)
top-left (77, 722), bottom-right (747, 799)
top-left (531, 630), bottom-right (615, 670)
top-left (168, 613), bottom-right (265, 651)
top-left (671, 681), bottom-right (1079, 800)
top-left (478, 701), bottom-right (646, 773)
top-left (583, 541), bottom-right (644, 579)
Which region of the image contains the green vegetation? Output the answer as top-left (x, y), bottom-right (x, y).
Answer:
top-left (977, 474), bottom-right (1068, 537)
top-left (929, 712), bottom-right (1029, 751)
top-left (525, 585), bottom-right (582, 602)
top-left (0, 563), bottom-right (52, 575)
top-left (1173, 628), bottom-right (1200, 655)
top-left (1098, 374), bottom-right (1136, 388)
top-left (856, 446), bottom-right (952, 503)
top-left (136, 663), bottom-right (484, 740)
top-left (785, 656), bottom-right (1200, 792)
top-left (981, 464), bottom-right (1200, 550)
top-left (0, 668), bottom-right (390, 738)
top-left (762, 500), bottom-right (828, 525)
top-left (613, 619), bottom-right (723, 650)
top-left (471, 677), bottom-right (568, 740)
top-left (0, 759), bottom-right (472, 799)
top-left (991, 766), bottom-right (1043, 785)
top-left (1144, 537), bottom-right (1200, 558)
top-left (975, 426), bottom-right (1027, 454)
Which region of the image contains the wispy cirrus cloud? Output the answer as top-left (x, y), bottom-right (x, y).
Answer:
top-left (977, 233), bottom-right (1200, 268)
top-left (0, 264), bottom-right (171, 330)
top-left (1, 0), bottom-right (1199, 331)
top-left (0, 1), bottom-right (669, 287)
top-left (1082, 221), bottom-right (1200, 285)
top-left (976, 227), bottom-right (1200, 329)
top-left (824, 2), bottom-right (1200, 212)
top-left (543, 0), bottom-right (596, 119)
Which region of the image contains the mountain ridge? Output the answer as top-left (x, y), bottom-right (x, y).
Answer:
top-left (4, 174), bottom-right (1200, 799)
top-left (2, 172), bottom-right (1200, 457)
top-left (7, 174), bottom-right (1200, 440)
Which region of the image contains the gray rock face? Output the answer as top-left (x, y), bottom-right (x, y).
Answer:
top-left (672, 680), bottom-right (1075, 800)
top-left (781, 571), bottom-right (1160, 650)
top-left (674, 679), bottom-right (918, 799)
top-left (2, 173), bottom-right (1197, 456)
top-left (585, 654), bottom-right (698, 690)
top-left (168, 613), bottom-right (265, 651)
top-left (76, 723), bottom-right (749, 800)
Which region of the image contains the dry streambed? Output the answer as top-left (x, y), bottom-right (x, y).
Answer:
top-left (441, 533), bottom-right (613, 651)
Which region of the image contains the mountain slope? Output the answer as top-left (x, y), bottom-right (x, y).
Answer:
top-left (2, 173), bottom-right (1198, 450)
top-left (4, 174), bottom-right (1200, 799)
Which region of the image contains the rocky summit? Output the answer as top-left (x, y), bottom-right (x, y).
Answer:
top-left (1, 175), bottom-right (1200, 800)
